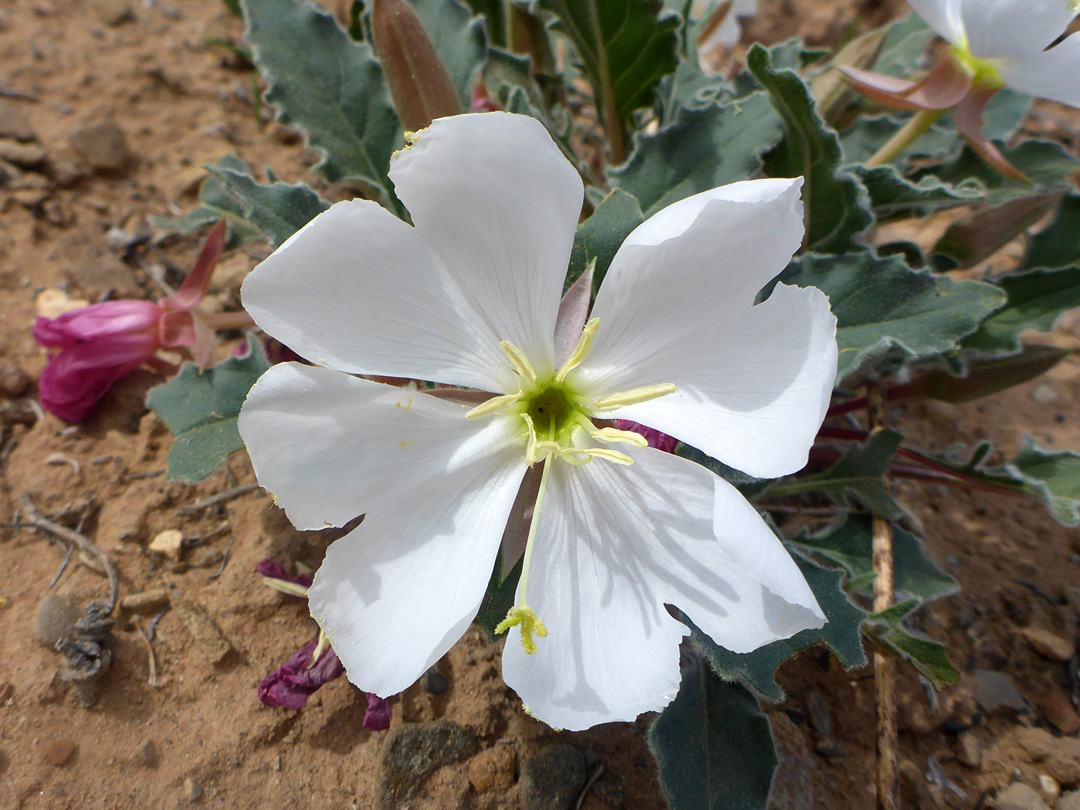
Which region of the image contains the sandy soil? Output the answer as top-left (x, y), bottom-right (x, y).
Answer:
top-left (1, 0), bottom-right (1078, 808)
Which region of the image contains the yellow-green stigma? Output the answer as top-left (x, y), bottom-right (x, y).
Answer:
top-left (950, 41), bottom-right (1004, 88)
top-left (495, 606), bottom-right (549, 654)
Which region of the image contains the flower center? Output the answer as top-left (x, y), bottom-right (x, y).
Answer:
top-left (950, 41), bottom-right (1004, 88)
top-left (467, 318), bottom-right (677, 655)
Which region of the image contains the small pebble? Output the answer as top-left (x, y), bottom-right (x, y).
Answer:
top-left (974, 670), bottom-right (1027, 714)
top-left (521, 744), bottom-right (588, 810)
top-left (34, 593), bottom-right (82, 649)
top-left (0, 357), bottom-right (31, 397)
top-left (139, 739), bottom-right (158, 768)
top-left (1039, 775), bottom-right (1060, 800)
top-left (184, 777), bottom-right (203, 803)
top-left (43, 738), bottom-right (76, 767)
top-left (993, 782), bottom-right (1050, 810)
top-left (957, 730), bottom-right (982, 768)
top-left (423, 667), bottom-right (449, 695)
top-left (119, 589), bottom-right (170, 615)
top-left (1019, 627), bottom-right (1074, 662)
top-left (0, 101), bottom-right (35, 141)
top-left (1031, 384), bottom-right (1058, 405)
top-left (149, 529), bottom-right (184, 561)
top-left (1043, 686), bottom-right (1080, 736)
top-left (69, 120), bottom-right (133, 173)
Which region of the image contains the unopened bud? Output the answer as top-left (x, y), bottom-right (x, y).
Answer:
top-left (372, 0), bottom-right (463, 131)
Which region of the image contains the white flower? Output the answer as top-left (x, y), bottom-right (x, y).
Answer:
top-left (237, 111), bottom-right (838, 731)
top-left (907, 0), bottom-right (1080, 107)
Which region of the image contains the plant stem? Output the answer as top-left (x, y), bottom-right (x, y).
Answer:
top-left (866, 108), bottom-right (947, 168)
top-left (201, 311), bottom-right (256, 331)
top-left (868, 386), bottom-right (898, 810)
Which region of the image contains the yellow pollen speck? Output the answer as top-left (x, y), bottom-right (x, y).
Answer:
top-left (495, 605), bottom-right (548, 654)
top-left (395, 392), bottom-right (414, 411)
top-left (398, 439), bottom-right (415, 449)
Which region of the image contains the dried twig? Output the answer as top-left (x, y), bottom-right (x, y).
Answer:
top-left (868, 387), bottom-right (898, 810)
top-left (208, 537), bottom-right (235, 580)
top-left (135, 623), bottom-right (159, 687)
top-left (16, 495), bottom-right (119, 705)
top-left (177, 483), bottom-right (261, 516)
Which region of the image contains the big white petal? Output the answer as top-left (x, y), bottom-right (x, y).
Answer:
top-left (307, 419), bottom-right (528, 699)
top-left (906, 0), bottom-right (963, 45)
top-left (502, 447), bottom-right (824, 731)
top-left (572, 179), bottom-right (837, 479)
top-left (242, 199), bottom-right (516, 392)
top-left (238, 362), bottom-right (523, 530)
top-left (959, 0), bottom-right (1074, 59)
top-left (999, 34), bottom-right (1080, 108)
top-left (389, 113), bottom-right (584, 381)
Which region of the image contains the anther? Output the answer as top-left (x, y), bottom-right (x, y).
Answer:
top-left (594, 383), bottom-right (676, 411)
top-left (590, 427), bottom-right (648, 448)
top-left (465, 391), bottom-right (523, 420)
top-left (307, 630), bottom-right (331, 669)
top-left (521, 412), bottom-right (540, 464)
top-left (500, 340), bottom-right (538, 384)
top-left (555, 318), bottom-right (600, 383)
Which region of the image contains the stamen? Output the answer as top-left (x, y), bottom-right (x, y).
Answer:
top-left (555, 318), bottom-right (600, 383)
top-left (307, 629), bottom-right (331, 669)
top-left (590, 427), bottom-right (648, 448)
top-left (521, 412), bottom-right (540, 464)
top-left (496, 459), bottom-right (552, 655)
top-left (593, 383), bottom-right (676, 411)
top-left (465, 391), bottom-right (523, 420)
top-left (500, 340), bottom-right (538, 384)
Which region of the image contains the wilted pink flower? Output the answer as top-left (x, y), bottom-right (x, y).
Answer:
top-left (256, 559), bottom-right (314, 589)
top-left (259, 640), bottom-right (391, 727)
top-left (616, 420), bottom-right (679, 454)
top-left (33, 221), bottom-right (226, 422)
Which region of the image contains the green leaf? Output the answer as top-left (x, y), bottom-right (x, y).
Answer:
top-left (650, 661), bottom-right (777, 810)
top-left (868, 13), bottom-right (933, 77)
top-left (657, 59), bottom-right (728, 125)
top-left (148, 155), bottom-right (266, 248)
top-left (611, 93), bottom-right (784, 216)
top-left (407, 0), bottom-right (487, 106)
top-left (476, 554), bottom-right (521, 641)
top-left (912, 139), bottom-right (1079, 207)
top-left (791, 514), bottom-right (958, 604)
top-left (148, 337), bottom-right (272, 481)
top-left (767, 430), bottom-right (904, 519)
top-left (241, 0), bottom-right (401, 203)
top-left (208, 166), bottom-right (330, 248)
top-left (461, 0), bottom-right (507, 46)
top-left (534, 0), bottom-right (679, 123)
top-left (855, 163), bottom-right (983, 218)
top-left (1023, 193), bottom-right (1080, 271)
top-left (564, 189), bottom-right (644, 295)
top-left (864, 600), bottom-right (959, 689)
top-left (963, 267), bottom-right (1080, 354)
top-left (688, 554), bottom-right (867, 701)
top-left (995, 439), bottom-right (1080, 527)
top-left (781, 252), bottom-right (1006, 381)
top-left (910, 345), bottom-right (1073, 403)
top-left (746, 43), bottom-right (872, 253)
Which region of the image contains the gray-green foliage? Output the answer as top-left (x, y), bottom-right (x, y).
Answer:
top-left (147, 338), bottom-right (271, 481)
top-left (781, 253), bottom-right (1006, 381)
top-left (241, 0), bottom-right (402, 203)
top-left (650, 661), bottom-right (778, 810)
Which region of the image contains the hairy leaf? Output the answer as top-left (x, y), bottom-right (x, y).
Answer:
top-left (747, 43), bottom-right (872, 253)
top-left (864, 600), bottom-right (959, 688)
top-left (688, 554), bottom-right (867, 701)
top-left (407, 0), bottom-right (487, 106)
top-left (534, 0), bottom-right (679, 123)
top-left (611, 93), bottom-right (784, 216)
top-left (767, 430), bottom-right (904, 518)
top-left (855, 163), bottom-right (983, 218)
top-left (241, 0), bottom-right (401, 202)
top-left (781, 252), bottom-right (1006, 381)
top-left (1023, 193), bottom-right (1080, 271)
top-left (148, 155), bottom-right (266, 248)
top-left (209, 166), bottom-right (330, 248)
top-left (650, 661), bottom-right (777, 810)
top-left (565, 189), bottom-right (644, 295)
top-left (995, 439), bottom-right (1080, 527)
top-left (932, 193), bottom-right (1062, 270)
top-left (148, 337), bottom-right (271, 481)
top-left (963, 267), bottom-right (1080, 354)
top-left (791, 514), bottom-right (958, 604)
